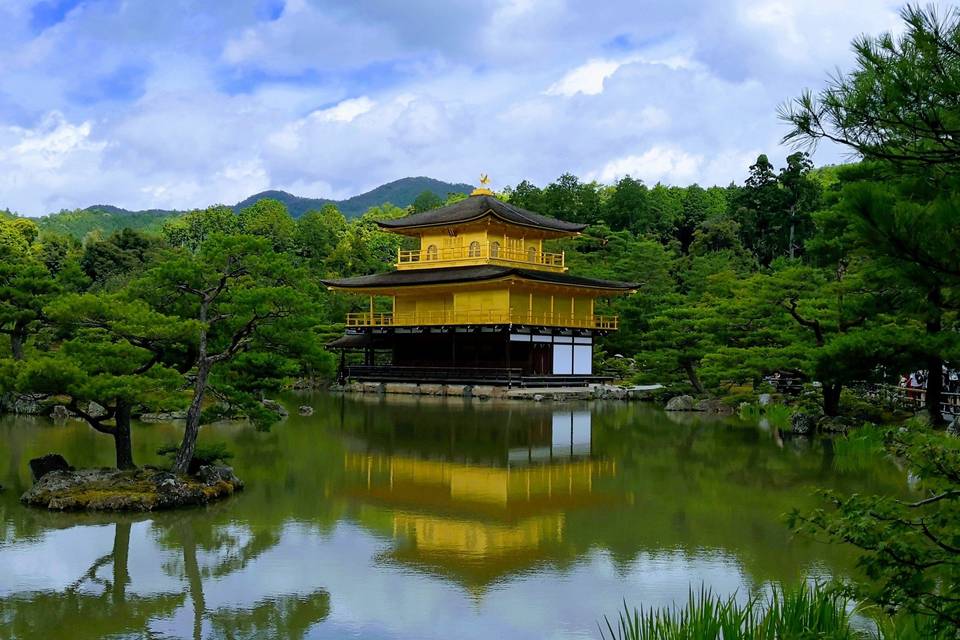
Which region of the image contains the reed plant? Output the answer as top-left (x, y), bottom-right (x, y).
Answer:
top-left (599, 583), bottom-right (858, 640)
top-left (599, 583), bottom-right (958, 639)
top-left (738, 402), bottom-right (793, 430)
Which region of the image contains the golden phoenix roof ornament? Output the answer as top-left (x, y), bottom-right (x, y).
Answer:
top-left (471, 173), bottom-right (494, 196)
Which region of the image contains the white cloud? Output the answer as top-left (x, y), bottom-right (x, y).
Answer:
top-left (546, 58), bottom-right (623, 96)
top-left (314, 96), bottom-right (376, 123)
top-left (0, 0), bottom-right (907, 214)
top-left (546, 51), bottom-right (697, 97)
top-left (5, 112), bottom-right (104, 170)
top-left (592, 146), bottom-right (703, 185)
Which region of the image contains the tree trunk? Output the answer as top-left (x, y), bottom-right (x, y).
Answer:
top-left (822, 383), bottom-right (842, 417)
top-left (926, 287), bottom-right (946, 427)
top-left (179, 523), bottom-right (205, 640)
top-left (111, 521), bottom-right (131, 603)
top-left (682, 360), bottom-right (706, 395)
top-left (788, 209), bottom-right (796, 260)
top-left (925, 358), bottom-right (945, 427)
top-left (173, 360), bottom-right (211, 474)
top-left (113, 400), bottom-right (136, 470)
top-left (10, 320), bottom-right (26, 361)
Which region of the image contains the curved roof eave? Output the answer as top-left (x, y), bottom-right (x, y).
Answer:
top-left (375, 195), bottom-right (587, 234)
top-left (321, 265), bottom-right (637, 292)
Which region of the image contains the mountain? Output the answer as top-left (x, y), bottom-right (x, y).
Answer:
top-left (234, 177), bottom-right (473, 218)
top-left (35, 177), bottom-right (475, 238)
top-left (37, 206), bottom-right (181, 238)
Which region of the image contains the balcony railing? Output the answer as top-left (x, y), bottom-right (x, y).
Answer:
top-left (397, 243), bottom-right (565, 271)
top-left (345, 310), bottom-right (619, 330)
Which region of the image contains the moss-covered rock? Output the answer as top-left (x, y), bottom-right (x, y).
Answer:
top-left (20, 466), bottom-right (243, 512)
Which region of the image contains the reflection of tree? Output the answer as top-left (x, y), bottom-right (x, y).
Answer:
top-left (207, 591), bottom-right (331, 639)
top-left (155, 516), bottom-right (326, 640)
top-left (0, 521), bottom-right (184, 638)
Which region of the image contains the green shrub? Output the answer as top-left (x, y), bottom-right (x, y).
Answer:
top-left (157, 442), bottom-right (234, 475)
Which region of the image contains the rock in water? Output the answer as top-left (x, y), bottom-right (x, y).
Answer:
top-left (139, 411), bottom-right (188, 422)
top-left (818, 415), bottom-right (857, 434)
top-left (947, 418), bottom-right (960, 438)
top-left (791, 412), bottom-right (817, 435)
top-left (50, 405), bottom-right (71, 421)
top-left (693, 398), bottom-right (734, 414)
top-left (261, 399), bottom-right (289, 417)
top-left (86, 401), bottom-right (108, 418)
top-left (298, 405), bottom-right (314, 416)
top-left (28, 454), bottom-right (71, 482)
top-left (665, 395), bottom-right (695, 411)
top-left (1, 392), bottom-right (49, 415)
top-left (21, 466), bottom-right (244, 511)
top-left (196, 465), bottom-right (243, 487)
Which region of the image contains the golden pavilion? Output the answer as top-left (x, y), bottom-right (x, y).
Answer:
top-left (323, 182), bottom-right (636, 385)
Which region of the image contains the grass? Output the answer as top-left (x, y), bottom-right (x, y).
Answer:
top-left (598, 583), bottom-right (957, 640)
top-left (739, 402), bottom-right (793, 430)
top-left (599, 583), bottom-right (858, 640)
top-left (831, 427), bottom-right (888, 474)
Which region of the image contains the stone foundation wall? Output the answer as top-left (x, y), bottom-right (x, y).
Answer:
top-left (327, 382), bottom-right (662, 401)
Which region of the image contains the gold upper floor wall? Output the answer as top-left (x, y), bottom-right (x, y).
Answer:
top-left (396, 220), bottom-right (567, 272)
top-left (346, 281), bottom-right (620, 330)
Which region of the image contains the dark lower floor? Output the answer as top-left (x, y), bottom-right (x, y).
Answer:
top-left (328, 326), bottom-right (607, 386)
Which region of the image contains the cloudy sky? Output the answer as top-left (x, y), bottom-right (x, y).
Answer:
top-left (1, 0), bottom-right (905, 215)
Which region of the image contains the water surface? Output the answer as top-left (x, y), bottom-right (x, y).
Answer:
top-left (0, 395), bottom-right (907, 639)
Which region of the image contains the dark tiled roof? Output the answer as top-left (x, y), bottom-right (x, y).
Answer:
top-left (376, 195), bottom-right (587, 233)
top-left (322, 265), bottom-right (636, 291)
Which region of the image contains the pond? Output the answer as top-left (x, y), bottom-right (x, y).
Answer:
top-left (0, 394), bottom-right (907, 639)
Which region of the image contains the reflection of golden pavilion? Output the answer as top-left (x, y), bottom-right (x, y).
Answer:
top-left (341, 410), bottom-right (617, 588)
top-left (344, 454), bottom-right (614, 513)
top-left (392, 512), bottom-right (563, 558)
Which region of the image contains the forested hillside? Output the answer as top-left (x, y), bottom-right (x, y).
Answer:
top-left (31, 176), bottom-right (473, 239)
top-left (234, 177), bottom-right (473, 218)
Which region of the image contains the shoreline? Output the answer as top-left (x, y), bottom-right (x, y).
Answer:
top-left (327, 381), bottom-right (665, 402)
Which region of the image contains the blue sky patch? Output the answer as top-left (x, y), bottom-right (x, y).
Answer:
top-left (67, 63), bottom-right (149, 104)
top-left (256, 0), bottom-right (285, 21)
top-left (30, 0), bottom-right (85, 32)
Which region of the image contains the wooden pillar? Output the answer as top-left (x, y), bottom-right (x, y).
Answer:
top-left (550, 294), bottom-right (554, 324)
top-left (369, 295), bottom-right (374, 324)
top-left (506, 330), bottom-right (512, 388)
top-left (528, 292), bottom-right (533, 323)
top-left (570, 295), bottom-right (575, 324)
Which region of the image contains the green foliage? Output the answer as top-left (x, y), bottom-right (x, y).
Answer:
top-left (789, 427), bottom-right (960, 633)
top-left (728, 153), bottom-right (821, 265)
top-left (162, 205), bottom-right (238, 252)
top-left (781, 5), bottom-right (960, 175)
top-left (295, 205), bottom-right (347, 271)
top-left (37, 207), bottom-right (178, 239)
top-left (781, 4), bottom-right (960, 424)
top-left (232, 177), bottom-right (473, 218)
top-left (237, 198), bottom-right (296, 251)
top-left (599, 583), bottom-right (859, 640)
top-left (80, 228), bottom-right (164, 286)
top-left (411, 190), bottom-right (444, 213)
top-left (157, 441), bottom-right (233, 474)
